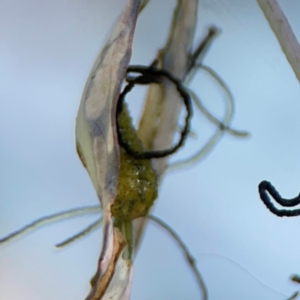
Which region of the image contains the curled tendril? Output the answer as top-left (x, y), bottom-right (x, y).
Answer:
top-left (168, 65), bottom-right (249, 172)
top-left (117, 65), bottom-right (192, 159)
top-left (164, 26), bottom-right (248, 172)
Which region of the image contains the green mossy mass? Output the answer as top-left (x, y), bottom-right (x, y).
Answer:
top-left (111, 102), bottom-right (158, 220)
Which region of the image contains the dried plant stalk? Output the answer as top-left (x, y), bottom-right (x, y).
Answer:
top-left (134, 0), bottom-right (198, 249)
top-left (257, 0), bottom-right (300, 83)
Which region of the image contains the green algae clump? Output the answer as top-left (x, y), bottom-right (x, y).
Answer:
top-left (111, 102), bottom-right (158, 220)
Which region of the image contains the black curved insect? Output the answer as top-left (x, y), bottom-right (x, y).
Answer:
top-left (258, 180), bottom-right (300, 217)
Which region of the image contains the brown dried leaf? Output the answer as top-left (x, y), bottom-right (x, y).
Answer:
top-left (86, 227), bottom-right (127, 300)
top-left (76, 0), bottom-right (141, 210)
top-left (75, 1), bottom-right (141, 299)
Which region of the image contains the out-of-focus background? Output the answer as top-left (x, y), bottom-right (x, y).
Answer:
top-left (1, 0), bottom-right (300, 299)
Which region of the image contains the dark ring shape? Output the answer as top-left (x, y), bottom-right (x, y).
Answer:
top-left (116, 65), bottom-right (192, 159)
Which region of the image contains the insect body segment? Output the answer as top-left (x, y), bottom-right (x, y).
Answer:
top-left (111, 100), bottom-right (158, 220)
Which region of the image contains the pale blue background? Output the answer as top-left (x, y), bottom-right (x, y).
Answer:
top-left (1, 0), bottom-right (300, 299)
